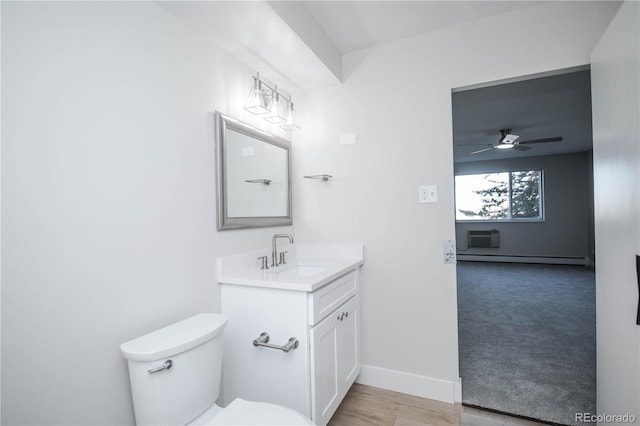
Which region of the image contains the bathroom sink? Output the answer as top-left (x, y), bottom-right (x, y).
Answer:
top-left (217, 244), bottom-right (364, 292)
top-left (275, 265), bottom-right (328, 277)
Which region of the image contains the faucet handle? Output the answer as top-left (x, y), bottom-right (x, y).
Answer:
top-left (257, 256), bottom-right (269, 270)
top-left (279, 251), bottom-right (289, 265)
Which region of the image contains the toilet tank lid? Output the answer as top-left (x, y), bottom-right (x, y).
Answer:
top-left (120, 313), bottom-right (228, 362)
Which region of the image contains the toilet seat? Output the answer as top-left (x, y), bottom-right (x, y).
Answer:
top-left (189, 398), bottom-right (313, 425)
top-left (205, 398), bottom-right (313, 425)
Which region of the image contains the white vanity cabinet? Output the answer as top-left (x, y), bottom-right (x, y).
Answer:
top-left (310, 293), bottom-right (360, 424)
top-left (220, 268), bottom-right (361, 426)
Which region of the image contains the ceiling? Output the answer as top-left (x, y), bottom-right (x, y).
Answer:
top-left (452, 69), bottom-right (593, 163)
top-left (301, 1), bottom-right (541, 54)
top-left (159, 1), bottom-right (546, 90)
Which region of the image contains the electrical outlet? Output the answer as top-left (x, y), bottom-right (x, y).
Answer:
top-left (443, 239), bottom-right (456, 264)
top-left (418, 185), bottom-right (438, 203)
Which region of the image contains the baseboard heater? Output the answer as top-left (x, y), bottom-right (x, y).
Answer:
top-left (456, 254), bottom-right (589, 266)
top-left (467, 230), bottom-right (500, 248)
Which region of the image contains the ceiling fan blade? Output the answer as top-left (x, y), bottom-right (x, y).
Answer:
top-left (470, 147), bottom-right (494, 155)
top-left (512, 145), bottom-right (532, 151)
top-left (457, 143), bottom-right (494, 147)
top-left (518, 137), bottom-right (563, 145)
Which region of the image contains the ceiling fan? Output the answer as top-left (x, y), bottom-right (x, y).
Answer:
top-left (464, 129), bottom-right (563, 155)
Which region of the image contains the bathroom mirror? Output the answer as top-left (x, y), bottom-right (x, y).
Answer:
top-left (215, 112), bottom-right (292, 230)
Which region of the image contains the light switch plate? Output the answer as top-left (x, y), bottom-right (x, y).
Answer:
top-left (418, 185), bottom-right (438, 203)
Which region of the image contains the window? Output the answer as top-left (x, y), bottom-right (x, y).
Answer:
top-left (455, 170), bottom-right (543, 221)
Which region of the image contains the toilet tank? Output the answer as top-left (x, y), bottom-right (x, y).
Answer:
top-left (120, 314), bottom-right (228, 426)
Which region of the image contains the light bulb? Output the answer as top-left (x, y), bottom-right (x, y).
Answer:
top-left (495, 143), bottom-right (514, 150)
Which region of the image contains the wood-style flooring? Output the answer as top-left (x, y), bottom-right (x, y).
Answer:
top-left (328, 384), bottom-right (546, 426)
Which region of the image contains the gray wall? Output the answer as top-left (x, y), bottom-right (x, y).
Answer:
top-left (455, 151), bottom-right (594, 262)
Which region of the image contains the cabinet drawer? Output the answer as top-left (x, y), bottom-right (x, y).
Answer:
top-left (308, 270), bottom-right (358, 325)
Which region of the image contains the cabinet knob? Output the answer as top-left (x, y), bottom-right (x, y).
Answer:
top-left (336, 311), bottom-right (351, 321)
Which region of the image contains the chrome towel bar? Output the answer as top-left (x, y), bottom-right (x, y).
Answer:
top-left (303, 174), bottom-right (332, 181)
top-left (245, 179), bottom-right (272, 185)
top-left (252, 332), bottom-right (299, 353)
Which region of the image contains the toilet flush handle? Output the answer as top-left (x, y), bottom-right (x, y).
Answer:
top-left (147, 359), bottom-right (172, 374)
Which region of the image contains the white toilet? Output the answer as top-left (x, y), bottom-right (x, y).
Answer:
top-left (120, 313), bottom-right (313, 425)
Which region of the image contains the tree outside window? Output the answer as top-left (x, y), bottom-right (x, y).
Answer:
top-left (455, 170), bottom-right (543, 221)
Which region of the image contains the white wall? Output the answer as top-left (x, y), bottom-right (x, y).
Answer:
top-left (591, 1), bottom-right (640, 422)
top-left (295, 1), bottom-right (620, 401)
top-left (1, 2), bottom-right (296, 425)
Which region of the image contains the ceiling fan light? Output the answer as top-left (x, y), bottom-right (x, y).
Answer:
top-left (495, 143), bottom-right (514, 150)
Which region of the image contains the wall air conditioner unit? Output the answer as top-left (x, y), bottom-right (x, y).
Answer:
top-left (468, 230), bottom-right (500, 248)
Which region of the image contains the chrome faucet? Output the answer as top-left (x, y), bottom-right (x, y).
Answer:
top-left (272, 234), bottom-right (294, 267)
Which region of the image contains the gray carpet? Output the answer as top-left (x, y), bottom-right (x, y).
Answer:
top-left (457, 261), bottom-right (596, 425)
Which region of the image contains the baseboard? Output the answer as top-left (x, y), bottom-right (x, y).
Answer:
top-left (456, 254), bottom-right (589, 266)
top-left (355, 365), bottom-right (461, 404)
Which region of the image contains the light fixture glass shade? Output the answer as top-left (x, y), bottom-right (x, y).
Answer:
top-left (244, 76), bottom-right (271, 115)
top-left (264, 89), bottom-right (287, 124)
top-left (280, 101), bottom-right (301, 131)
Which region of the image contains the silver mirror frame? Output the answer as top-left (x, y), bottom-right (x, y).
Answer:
top-left (215, 111), bottom-right (292, 230)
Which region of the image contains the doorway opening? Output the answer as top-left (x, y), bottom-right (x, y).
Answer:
top-left (451, 68), bottom-right (596, 425)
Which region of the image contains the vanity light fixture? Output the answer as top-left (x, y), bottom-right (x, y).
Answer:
top-left (280, 101), bottom-right (301, 131)
top-left (245, 72), bottom-right (301, 130)
top-left (244, 72), bottom-right (271, 115)
top-left (264, 85), bottom-right (287, 124)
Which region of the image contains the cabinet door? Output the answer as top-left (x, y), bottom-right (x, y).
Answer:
top-left (339, 295), bottom-right (360, 394)
top-left (310, 311), bottom-right (340, 426)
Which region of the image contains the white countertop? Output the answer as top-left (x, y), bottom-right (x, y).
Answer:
top-left (217, 244), bottom-right (364, 292)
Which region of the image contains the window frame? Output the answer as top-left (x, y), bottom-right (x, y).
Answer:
top-left (454, 169), bottom-right (545, 223)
